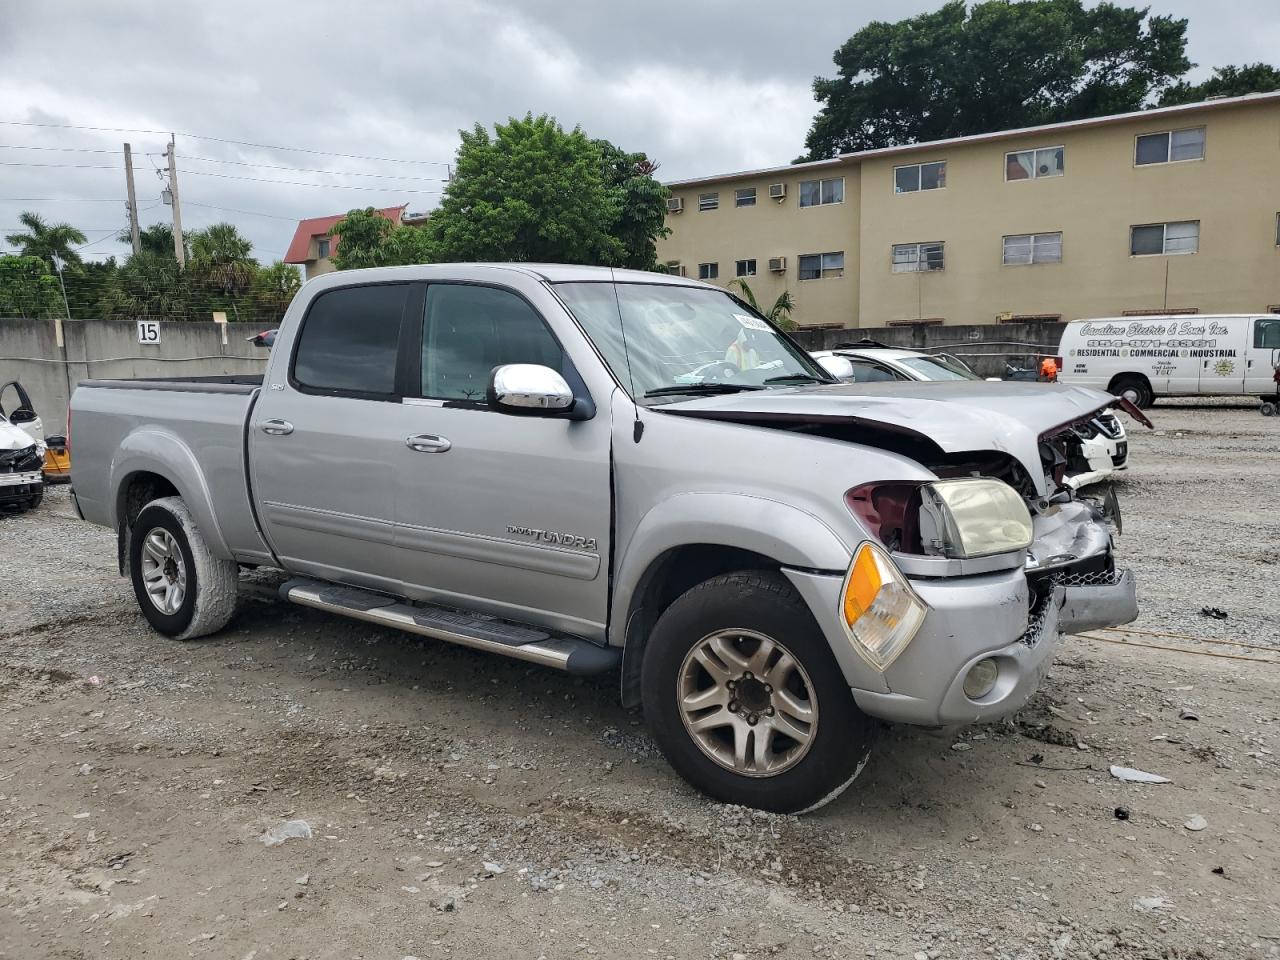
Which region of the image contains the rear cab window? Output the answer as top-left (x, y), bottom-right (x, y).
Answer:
top-left (292, 284), bottom-right (409, 398)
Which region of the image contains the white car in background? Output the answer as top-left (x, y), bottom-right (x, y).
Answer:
top-left (811, 341), bottom-right (1129, 489)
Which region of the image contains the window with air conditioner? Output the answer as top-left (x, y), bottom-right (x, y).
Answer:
top-left (698, 192), bottom-right (719, 211)
top-left (698, 262), bottom-right (719, 280)
top-left (1130, 221), bottom-right (1199, 256)
top-left (1003, 232), bottom-right (1062, 265)
top-left (1006, 146), bottom-right (1064, 180)
top-left (797, 251), bottom-right (844, 280)
top-left (798, 177), bottom-right (844, 207)
top-left (735, 188), bottom-right (756, 208)
top-left (1135, 127), bottom-right (1205, 165)
top-left (894, 161), bottom-right (945, 193)
top-left (891, 242), bottom-right (945, 273)
top-left (735, 259), bottom-right (756, 277)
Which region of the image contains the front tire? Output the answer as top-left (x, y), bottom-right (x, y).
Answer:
top-left (128, 497), bottom-right (238, 640)
top-left (641, 570), bottom-right (875, 813)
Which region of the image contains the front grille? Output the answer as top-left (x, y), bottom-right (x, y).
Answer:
top-left (1093, 413), bottom-right (1124, 440)
top-left (1018, 573), bottom-right (1060, 647)
top-left (1060, 567), bottom-right (1125, 589)
top-left (0, 445), bottom-right (41, 473)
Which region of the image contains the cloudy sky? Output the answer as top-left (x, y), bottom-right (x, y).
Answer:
top-left (2, 0), bottom-right (1277, 264)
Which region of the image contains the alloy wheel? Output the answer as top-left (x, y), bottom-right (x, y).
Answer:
top-left (140, 527), bottom-right (187, 615)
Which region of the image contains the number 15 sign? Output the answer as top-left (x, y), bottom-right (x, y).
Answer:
top-left (137, 320), bottom-right (161, 344)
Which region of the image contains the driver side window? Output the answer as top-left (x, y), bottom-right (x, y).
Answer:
top-left (420, 284), bottom-right (565, 402)
top-left (1256, 318), bottom-right (1280, 350)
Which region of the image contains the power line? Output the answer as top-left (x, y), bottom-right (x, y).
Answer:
top-left (164, 153), bottom-right (448, 182)
top-left (0, 119), bottom-right (451, 166)
top-left (184, 200), bottom-right (303, 221)
top-left (0, 144), bottom-right (124, 155)
top-left (176, 168), bottom-right (444, 193)
top-left (0, 197), bottom-right (125, 202)
top-left (0, 160), bottom-right (125, 170)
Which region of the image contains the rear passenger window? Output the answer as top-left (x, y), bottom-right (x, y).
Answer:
top-left (293, 284), bottom-right (407, 396)
top-left (847, 359), bottom-right (900, 383)
top-left (421, 284), bottom-right (564, 402)
top-left (1255, 318), bottom-right (1280, 349)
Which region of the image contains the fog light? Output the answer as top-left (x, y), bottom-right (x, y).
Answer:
top-left (963, 658), bottom-right (999, 700)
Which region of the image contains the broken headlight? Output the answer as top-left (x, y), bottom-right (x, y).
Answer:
top-left (918, 478), bottom-right (1034, 559)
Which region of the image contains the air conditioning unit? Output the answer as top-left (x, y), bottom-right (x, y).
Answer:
top-left (666, 197), bottom-right (684, 213)
top-left (666, 262), bottom-right (687, 277)
top-left (768, 257), bottom-right (787, 273)
top-left (768, 183), bottom-right (787, 201)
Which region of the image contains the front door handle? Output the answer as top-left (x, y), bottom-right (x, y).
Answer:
top-left (406, 433), bottom-right (451, 453)
top-left (261, 419), bottom-right (294, 436)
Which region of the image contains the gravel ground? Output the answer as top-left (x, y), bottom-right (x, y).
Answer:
top-left (1, 399), bottom-right (1277, 960)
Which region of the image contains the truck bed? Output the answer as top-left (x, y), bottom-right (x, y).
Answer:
top-left (70, 378), bottom-right (272, 564)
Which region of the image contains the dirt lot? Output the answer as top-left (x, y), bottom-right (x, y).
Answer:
top-left (1, 399), bottom-right (1278, 960)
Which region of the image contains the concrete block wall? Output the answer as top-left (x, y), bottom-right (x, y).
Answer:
top-left (0, 318), bottom-right (268, 436)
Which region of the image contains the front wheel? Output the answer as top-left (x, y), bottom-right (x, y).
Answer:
top-left (641, 571), bottom-right (875, 813)
top-left (128, 496), bottom-right (238, 640)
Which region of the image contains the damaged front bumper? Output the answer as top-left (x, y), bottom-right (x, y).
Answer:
top-left (784, 501), bottom-right (1138, 728)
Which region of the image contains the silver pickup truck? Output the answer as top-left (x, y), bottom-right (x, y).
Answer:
top-left (70, 264), bottom-right (1138, 812)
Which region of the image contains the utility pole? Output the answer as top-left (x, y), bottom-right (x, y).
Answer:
top-left (123, 142), bottom-right (141, 254)
top-left (166, 134), bottom-right (185, 267)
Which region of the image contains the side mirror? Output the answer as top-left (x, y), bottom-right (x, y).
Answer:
top-left (9, 408), bottom-right (36, 424)
top-left (815, 355), bottom-right (855, 381)
top-left (487, 364), bottom-right (575, 415)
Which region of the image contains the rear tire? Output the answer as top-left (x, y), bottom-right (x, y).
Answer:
top-left (128, 497), bottom-right (238, 640)
top-left (641, 570), bottom-right (875, 813)
top-left (1109, 375), bottom-right (1153, 409)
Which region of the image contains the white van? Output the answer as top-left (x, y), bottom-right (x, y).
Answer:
top-left (1057, 314), bottom-right (1280, 408)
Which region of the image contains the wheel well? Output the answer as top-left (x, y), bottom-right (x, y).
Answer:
top-left (1107, 372), bottom-right (1150, 393)
top-left (115, 471), bottom-right (180, 574)
top-left (619, 544), bottom-right (782, 709)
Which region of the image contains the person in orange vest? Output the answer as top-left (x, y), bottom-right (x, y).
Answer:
top-left (1039, 356), bottom-right (1059, 382)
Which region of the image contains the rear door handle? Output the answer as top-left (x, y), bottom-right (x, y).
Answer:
top-left (260, 419), bottom-right (294, 436)
top-left (406, 434), bottom-right (451, 453)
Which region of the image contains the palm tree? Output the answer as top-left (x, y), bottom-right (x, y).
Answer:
top-left (189, 223), bottom-right (256, 296)
top-left (5, 211), bottom-right (87, 268)
top-left (117, 222), bottom-right (187, 260)
top-left (728, 278), bottom-right (797, 331)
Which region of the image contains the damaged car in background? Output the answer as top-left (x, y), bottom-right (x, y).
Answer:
top-left (70, 264), bottom-right (1139, 813)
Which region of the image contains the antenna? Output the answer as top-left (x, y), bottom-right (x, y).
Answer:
top-left (609, 267), bottom-right (644, 442)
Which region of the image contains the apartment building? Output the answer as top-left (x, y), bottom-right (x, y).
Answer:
top-left (658, 91), bottom-right (1280, 328)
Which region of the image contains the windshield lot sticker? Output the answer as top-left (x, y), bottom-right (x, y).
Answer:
top-left (733, 313), bottom-right (770, 332)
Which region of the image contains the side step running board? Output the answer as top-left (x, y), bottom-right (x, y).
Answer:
top-left (278, 578), bottom-right (620, 676)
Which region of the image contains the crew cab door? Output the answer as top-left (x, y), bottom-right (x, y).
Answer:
top-left (249, 281), bottom-right (421, 584)
top-left (390, 280), bottom-right (613, 641)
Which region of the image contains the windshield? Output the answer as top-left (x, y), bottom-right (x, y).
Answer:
top-left (896, 355), bottom-right (980, 381)
top-left (554, 282), bottom-right (832, 400)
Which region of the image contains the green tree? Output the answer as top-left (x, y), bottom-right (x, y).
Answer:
top-left (250, 261), bottom-right (302, 322)
top-left (329, 207), bottom-right (431, 270)
top-left (4, 211), bottom-right (88, 268)
top-left (0, 255), bottom-right (64, 318)
top-left (1159, 63), bottom-right (1280, 105)
top-left (801, 0), bottom-right (1191, 159)
top-left (728, 278), bottom-right (797, 331)
top-left (428, 114), bottom-right (625, 264)
top-left (62, 258), bottom-right (118, 320)
top-left (98, 252), bottom-right (193, 321)
top-left (189, 222), bottom-right (256, 296)
top-left (594, 142), bottom-right (670, 270)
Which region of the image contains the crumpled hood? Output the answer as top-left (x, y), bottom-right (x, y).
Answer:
top-left (0, 418), bottom-right (39, 452)
top-left (659, 380), bottom-right (1118, 495)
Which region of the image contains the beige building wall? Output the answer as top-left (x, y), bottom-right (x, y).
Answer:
top-left (662, 165), bottom-right (861, 326)
top-left (658, 94), bottom-right (1280, 328)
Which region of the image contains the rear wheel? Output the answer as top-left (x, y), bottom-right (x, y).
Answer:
top-left (1109, 375), bottom-right (1153, 409)
top-left (641, 570), bottom-right (875, 813)
top-left (128, 497), bottom-right (238, 640)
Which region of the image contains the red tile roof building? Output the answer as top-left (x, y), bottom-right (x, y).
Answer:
top-left (283, 205), bottom-right (406, 279)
